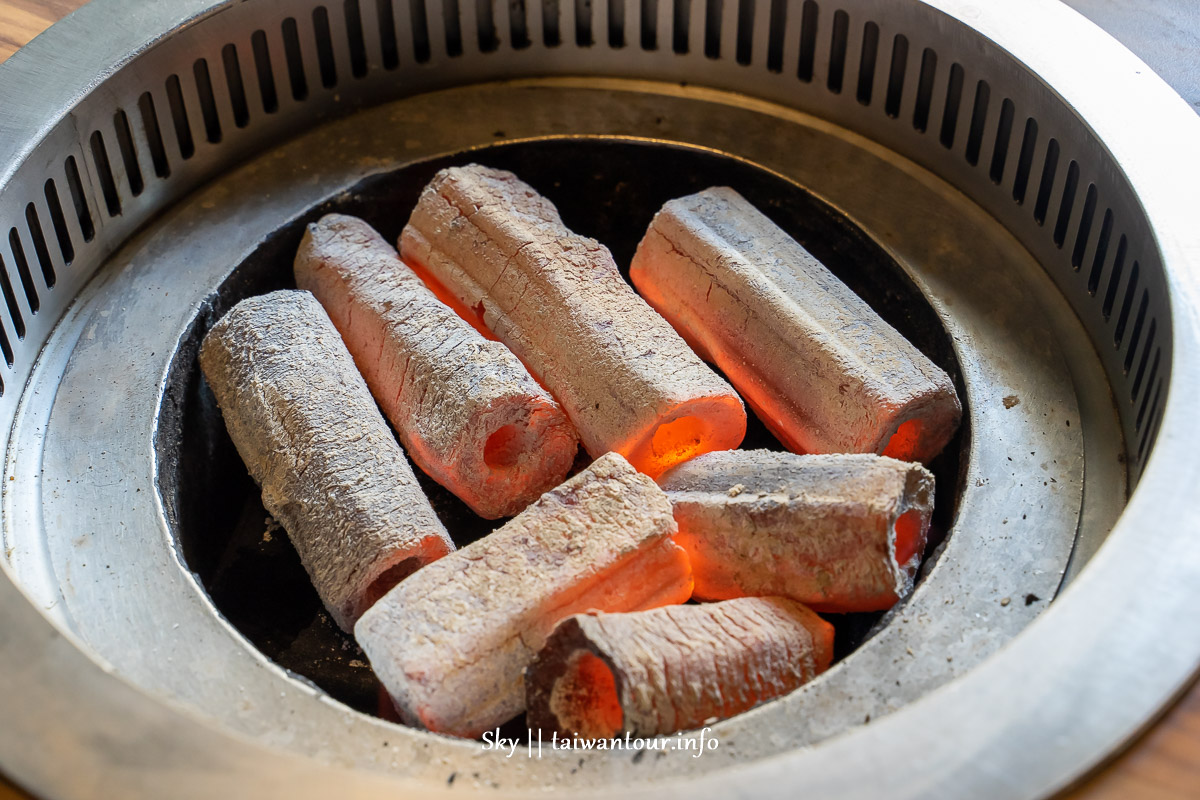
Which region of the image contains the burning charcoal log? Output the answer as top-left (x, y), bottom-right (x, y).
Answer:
top-left (658, 450), bottom-right (934, 612)
top-left (526, 597), bottom-right (834, 738)
top-left (199, 290), bottom-right (454, 632)
top-left (399, 165), bottom-right (747, 478)
top-left (294, 213), bottom-right (578, 519)
top-left (630, 187), bottom-right (961, 463)
top-left (354, 452), bottom-right (694, 738)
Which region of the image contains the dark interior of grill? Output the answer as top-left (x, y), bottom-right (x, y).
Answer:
top-left (155, 138), bottom-right (967, 732)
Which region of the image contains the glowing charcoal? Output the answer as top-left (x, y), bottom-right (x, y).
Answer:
top-left (354, 453), bottom-right (694, 738)
top-left (526, 597), bottom-right (833, 738)
top-left (658, 449), bottom-right (934, 613)
top-left (295, 213), bottom-right (578, 519)
top-left (199, 290), bottom-right (454, 632)
top-left (630, 186), bottom-right (961, 463)
top-left (399, 165), bottom-right (747, 478)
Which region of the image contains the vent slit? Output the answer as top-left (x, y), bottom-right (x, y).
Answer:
top-left (64, 156), bottom-right (95, 243)
top-left (0, 254), bottom-right (25, 338)
top-left (1113, 260), bottom-right (1139, 347)
top-left (964, 80), bottom-right (989, 165)
top-left (1088, 209), bottom-right (1114, 295)
top-left (671, 0), bottom-right (688, 53)
top-left (8, 231), bottom-right (39, 313)
top-left (884, 34), bottom-right (908, 118)
top-left (735, 0), bottom-right (753, 64)
top-left (165, 75), bottom-right (196, 159)
top-left (1131, 320), bottom-right (1156, 402)
top-left (88, 131), bottom-right (122, 217)
top-left (478, 0), bottom-right (499, 51)
top-left (112, 110), bottom-right (144, 197)
top-left (1138, 380), bottom-right (1162, 458)
top-left (0, 320), bottom-right (11, 367)
top-left (1136, 356), bottom-right (1161, 433)
top-left (544, 0), bottom-right (562, 46)
top-left (512, 0), bottom-right (532, 49)
top-left (43, 179), bottom-right (74, 266)
top-left (826, 10), bottom-right (849, 93)
top-left (855, 21), bottom-right (878, 104)
top-left (1123, 291), bottom-right (1149, 373)
top-left (24, 205), bottom-right (56, 289)
top-left (610, 0), bottom-right (626, 48)
top-left (700, 0), bottom-right (717, 58)
top-left (313, 8), bottom-right (339, 87)
top-left (193, 59), bottom-right (224, 142)
top-left (1012, 117), bottom-right (1038, 204)
top-left (1053, 160), bottom-right (1079, 248)
top-left (137, 93), bottom-right (171, 178)
top-left (574, 0), bottom-right (592, 46)
top-left (1072, 183), bottom-right (1098, 269)
top-left (251, 31), bottom-right (280, 113)
top-left (345, 0), bottom-right (370, 74)
top-left (443, 0), bottom-right (464, 54)
top-left (1033, 137), bottom-right (1059, 225)
top-left (221, 46), bottom-right (251, 128)
top-left (281, 20), bottom-right (310, 101)
top-left (796, 0), bottom-right (817, 82)
top-left (938, 63), bottom-right (964, 148)
top-left (912, 48), bottom-right (936, 132)
top-left (989, 98), bottom-right (1014, 183)
top-left (765, 0), bottom-right (784, 71)
top-left (377, 0), bottom-right (401, 67)
top-left (412, 0), bottom-right (433, 58)
top-left (1102, 235), bottom-right (1127, 320)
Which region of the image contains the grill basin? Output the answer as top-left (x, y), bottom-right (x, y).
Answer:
top-left (1, 1), bottom-right (1199, 798)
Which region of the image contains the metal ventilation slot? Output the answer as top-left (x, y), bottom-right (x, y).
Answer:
top-left (442, 0), bottom-right (464, 56)
top-left (1033, 137), bottom-right (1059, 225)
top-left (42, 179), bottom-right (74, 266)
top-left (137, 92), bottom-right (172, 177)
top-left (939, 62), bottom-right (964, 148)
top-left (1138, 380), bottom-right (1163, 459)
top-left (112, 110), bottom-right (145, 196)
top-left (1131, 319), bottom-right (1156, 400)
top-left (0, 320), bottom-right (11, 369)
top-left (312, 8), bottom-right (339, 86)
top-left (734, 0), bottom-right (754, 64)
top-left (826, 10), bottom-right (848, 93)
top-left (912, 47), bottom-right (936, 132)
top-left (884, 34), bottom-right (907, 117)
top-left (281, 20), bottom-right (311, 101)
top-left (764, 0), bottom-right (784, 71)
top-left (855, 21), bottom-right (878, 104)
top-left (1012, 116), bottom-right (1037, 204)
top-left (608, 0), bottom-right (625, 47)
top-left (376, 0), bottom-right (401, 66)
top-left (7, 230), bottom-right (39, 313)
top-left (1113, 260), bottom-right (1140, 347)
top-left (88, 131), bottom-right (122, 217)
top-left (1123, 291), bottom-right (1149, 372)
top-left (192, 59), bottom-right (223, 143)
top-left (964, 79), bottom-right (989, 165)
top-left (576, 0), bottom-right (594, 47)
top-left (1072, 183), bottom-right (1098, 269)
top-left (63, 155), bottom-right (95, 242)
top-left (989, 97), bottom-right (1013, 182)
top-left (1088, 209), bottom-right (1114, 295)
top-left (23, 205), bottom-right (56, 289)
top-left (220, 46), bottom-right (252, 127)
top-left (410, 0), bottom-right (433, 59)
top-left (477, 0), bottom-right (499, 51)
top-left (251, 31), bottom-right (280, 113)
top-left (0, 256), bottom-right (25, 339)
top-left (1102, 234), bottom-right (1128, 319)
top-left (672, 0), bottom-right (688, 53)
top-left (1053, 159), bottom-right (1080, 248)
top-left (796, 0), bottom-right (817, 81)
top-left (1136, 353), bottom-right (1161, 429)
top-left (344, 0), bottom-right (370, 75)
top-left (165, 75), bottom-right (197, 158)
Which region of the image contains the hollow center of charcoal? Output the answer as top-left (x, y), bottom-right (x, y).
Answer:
top-left (883, 418), bottom-right (924, 462)
top-left (483, 424), bottom-right (524, 469)
top-left (551, 651), bottom-right (624, 739)
top-left (159, 138), bottom-right (966, 730)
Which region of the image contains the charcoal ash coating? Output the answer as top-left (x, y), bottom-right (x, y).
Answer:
top-left (399, 164), bottom-right (748, 478)
top-left (630, 186), bottom-right (961, 463)
top-left (526, 597), bottom-right (834, 738)
top-left (354, 452), bottom-right (694, 738)
top-left (294, 213), bottom-right (578, 519)
top-left (198, 290), bottom-right (454, 632)
top-left (659, 450), bottom-right (934, 612)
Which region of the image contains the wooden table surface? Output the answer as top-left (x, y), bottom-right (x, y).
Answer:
top-left (1, 2), bottom-right (1198, 798)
